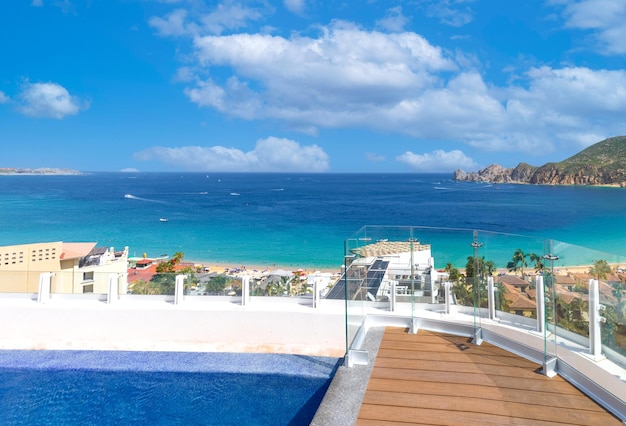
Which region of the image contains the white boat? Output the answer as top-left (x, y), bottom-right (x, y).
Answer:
top-left (159, 218), bottom-right (168, 222)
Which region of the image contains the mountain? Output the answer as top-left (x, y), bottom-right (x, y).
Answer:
top-left (453, 136), bottom-right (626, 187)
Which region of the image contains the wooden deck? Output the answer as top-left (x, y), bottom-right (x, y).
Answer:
top-left (357, 328), bottom-right (621, 425)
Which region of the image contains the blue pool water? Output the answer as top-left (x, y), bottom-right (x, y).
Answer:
top-left (0, 351), bottom-right (340, 425)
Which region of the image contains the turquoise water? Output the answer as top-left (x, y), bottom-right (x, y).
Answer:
top-left (1, 173), bottom-right (625, 269)
top-left (0, 351), bottom-right (340, 425)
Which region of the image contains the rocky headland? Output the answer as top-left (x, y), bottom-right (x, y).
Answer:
top-left (453, 136), bottom-right (626, 187)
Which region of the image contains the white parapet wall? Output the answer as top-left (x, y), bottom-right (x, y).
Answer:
top-left (0, 296), bottom-right (346, 356)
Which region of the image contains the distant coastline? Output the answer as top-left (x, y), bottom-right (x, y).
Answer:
top-left (0, 167), bottom-right (82, 176)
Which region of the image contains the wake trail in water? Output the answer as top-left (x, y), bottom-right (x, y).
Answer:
top-left (123, 194), bottom-right (167, 204)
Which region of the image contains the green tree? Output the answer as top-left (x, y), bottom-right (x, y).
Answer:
top-left (508, 249), bottom-right (528, 277)
top-left (266, 278), bottom-right (286, 296)
top-left (589, 259), bottom-right (611, 281)
top-left (452, 280), bottom-right (472, 306)
top-left (150, 273), bottom-right (176, 295)
top-left (601, 305), bottom-right (618, 347)
top-left (530, 253), bottom-right (544, 274)
top-left (444, 263), bottom-right (461, 282)
top-left (129, 279), bottom-right (161, 295)
top-left (465, 256), bottom-right (490, 308)
top-left (495, 282), bottom-right (510, 312)
top-left (206, 275), bottom-right (229, 294)
top-left (156, 251), bottom-right (186, 273)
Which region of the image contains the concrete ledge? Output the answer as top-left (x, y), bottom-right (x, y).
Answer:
top-left (0, 298), bottom-right (345, 356)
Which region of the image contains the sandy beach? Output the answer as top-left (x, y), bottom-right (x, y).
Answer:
top-left (131, 254), bottom-right (618, 278)
top-left (128, 256), bottom-right (341, 277)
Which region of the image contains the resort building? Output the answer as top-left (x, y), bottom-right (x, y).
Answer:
top-left (327, 240), bottom-right (440, 303)
top-left (0, 242), bottom-right (128, 294)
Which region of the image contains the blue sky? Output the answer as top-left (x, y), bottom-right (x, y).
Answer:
top-left (1, 0), bottom-right (625, 173)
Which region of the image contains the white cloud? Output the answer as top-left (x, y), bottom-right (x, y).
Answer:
top-left (133, 137), bottom-right (329, 172)
top-left (366, 152), bottom-right (386, 162)
top-left (396, 149), bottom-right (478, 172)
top-left (149, 9), bottom-right (192, 37)
top-left (32, 0), bottom-right (43, 6)
top-left (284, 0), bottom-right (305, 14)
top-left (121, 168), bottom-right (140, 173)
top-left (151, 6), bottom-right (626, 158)
top-left (421, 0), bottom-right (475, 27)
top-left (18, 82), bottom-right (86, 119)
top-left (376, 6), bottom-right (409, 32)
top-left (185, 22), bottom-right (455, 128)
top-left (0, 91), bottom-right (9, 104)
top-left (559, 0), bottom-right (626, 54)
top-left (149, 2), bottom-right (263, 37)
top-left (177, 21), bottom-right (626, 155)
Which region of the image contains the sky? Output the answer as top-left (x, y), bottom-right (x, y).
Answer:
top-left (1, 0), bottom-right (625, 173)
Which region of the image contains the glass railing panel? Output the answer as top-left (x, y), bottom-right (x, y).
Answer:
top-left (343, 226), bottom-right (418, 350)
top-left (541, 240), bottom-right (626, 366)
top-left (474, 231), bottom-right (545, 333)
top-left (601, 291), bottom-right (626, 367)
top-left (404, 226), bottom-right (474, 318)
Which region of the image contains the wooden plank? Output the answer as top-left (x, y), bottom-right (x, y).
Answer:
top-left (361, 390), bottom-right (615, 425)
top-left (365, 378), bottom-right (606, 412)
top-left (356, 328), bottom-right (622, 425)
top-left (374, 348), bottom-right (538, 368)
top-left (372, 357), bottom-right (547, 380)
top-left (358, 404), bottom-right (562, 426)
top-left (369, 366), bottom-right (580, 394)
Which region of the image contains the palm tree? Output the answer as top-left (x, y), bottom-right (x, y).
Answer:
top-left (510, 248), bottom-right (528, 277)
top-left (444, 263), bottom-right (461, 282)
top-left (465, 256), bottom-right (491, 308)
top-left (495, 282), bottom-right (510, 312)
top-left (589, 259), bottom-right (611, 281)
top-left (484, 260), bottom-right (496, 277)
top-left (172, 251), bottom-right (184, 264)
top-left (529, 253), bottom-right (544, 274)
top-left (129, 279), bottom-right (161, 295)
top-left (452, 280), bottom-right (472, 306)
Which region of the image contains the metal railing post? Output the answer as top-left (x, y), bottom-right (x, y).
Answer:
top-left (174, 274), bottom-right (186, 305)
top-left (488, 276), bottom-right (495, 320)
top-left (589, 279), bottom-right (604, 360)
top-left (242, 276), bottom-right (250, 306)
top-left (37, 272), bottom-right (53, 304)
top-left (107, 274), bottom-right (119, 304)
top-left (536, 276), bottom-right (545, 334)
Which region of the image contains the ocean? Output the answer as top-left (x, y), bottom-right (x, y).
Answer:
top-left (1, 172), bottom-right (625, 269)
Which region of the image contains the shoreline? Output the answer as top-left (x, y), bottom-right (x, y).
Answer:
top-left (130, 254), bottom-right (618, 279)
top-left (130, 256), bottom-right (342, 275)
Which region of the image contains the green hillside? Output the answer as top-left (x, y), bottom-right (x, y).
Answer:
top-left (530, 136), bottom-right (626, 186)
top-left (559, 136), bottom-right (626, 172)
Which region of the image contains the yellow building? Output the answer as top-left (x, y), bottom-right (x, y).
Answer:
top-left (0, 242), bottom-right (128, 294)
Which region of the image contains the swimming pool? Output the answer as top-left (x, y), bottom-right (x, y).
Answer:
top-left (0, 350), bottom-right (341, 425)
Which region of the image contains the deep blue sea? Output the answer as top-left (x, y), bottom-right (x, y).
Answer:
top-left (1, 172), bottom-right (626, 269)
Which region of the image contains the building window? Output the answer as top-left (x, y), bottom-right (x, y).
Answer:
top-left (83, 284), bottom-right (94, 293)
top-left (83, 271), bottom-right (94, 282)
